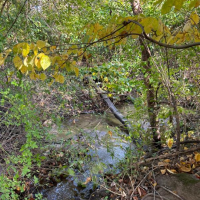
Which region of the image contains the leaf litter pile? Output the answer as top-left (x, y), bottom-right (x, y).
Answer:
top-left (89, 144), bottom-right (200, 200)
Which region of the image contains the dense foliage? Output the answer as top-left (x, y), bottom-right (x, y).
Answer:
top-left (0, 0), bottom-right (199, 199)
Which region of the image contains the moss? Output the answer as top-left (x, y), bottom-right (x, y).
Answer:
top-left (175, 173), bottom-right (200, 186)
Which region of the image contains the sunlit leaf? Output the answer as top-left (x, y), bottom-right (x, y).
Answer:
top-left (167, 138), bottom-right (173, 149)
top-left (195, 153), bottom-right (200, 162)
top-left (40, 55), bottom-right (51, 70)
top-left (35, 53), bottom-right (44, 69)
top-left (167, 168), bottom-right (177, 174)
top-left (22, 43), bottom-right (30, 57)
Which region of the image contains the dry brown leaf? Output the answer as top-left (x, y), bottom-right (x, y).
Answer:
top-left (158, 162), bottom-right (169, 167)
top-left (167, 169), bottom-right (177, 174)
top-left (164, 159), bottom-right (171, 163)
top-left (138, 187), bottom-right (147, 197)
top-left (84, 177), bottom-right (91, 184)
top-left (179, 165), bottom-right (191, 172)
top-left (133, 196), bottom-right (138, 200)
top-left (161, 169), bottom-right (167, 174)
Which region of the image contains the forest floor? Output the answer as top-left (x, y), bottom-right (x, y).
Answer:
top-left (1, 82), bottom-right (200, 200)
top-left (33, 84), bottom-right (200, 200)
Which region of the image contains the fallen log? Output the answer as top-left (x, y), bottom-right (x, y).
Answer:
top-left (86, 77), bottom-right (135, 137)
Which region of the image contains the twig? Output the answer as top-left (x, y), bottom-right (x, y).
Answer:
top-left (160, 186), bottom-right (185, 200)
top-left (130, 167), bottom-right (158, 199)
top-left (5, 0), bottom-right (28, 38)
top-left (137, 146), bottom-right (200, 166)
top-left (143, 193), bottom-right (169, 200)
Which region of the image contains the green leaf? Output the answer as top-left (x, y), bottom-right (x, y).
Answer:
top-left (67, 168), bottom-right (75, 176)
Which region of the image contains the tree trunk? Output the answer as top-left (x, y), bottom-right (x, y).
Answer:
top-left (131, 0), bottom-right (161, 148)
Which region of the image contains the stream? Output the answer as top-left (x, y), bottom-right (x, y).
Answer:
top-left (41, 104), bottom-right (138, 200)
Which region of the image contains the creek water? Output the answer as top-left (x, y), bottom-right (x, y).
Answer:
top-left (41, 104), bottom-right (137, 200)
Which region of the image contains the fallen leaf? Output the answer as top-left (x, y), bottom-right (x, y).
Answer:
top-left (179, 165), bottom-right (191, 173)
top-left (84, 177), bottom-right (91, 184)
top-left (164, 159), bottom-right (171, 163)
top-left (167, 169), bottom-right (177, 174)
top-left (158, 162), bottom-right (169, 167)
top-left (152, 182), bottom-right (157, 187)
top-left (194, 153), bottom-right (200, 162)
top-left (161, 169), bottom-right (167, 174)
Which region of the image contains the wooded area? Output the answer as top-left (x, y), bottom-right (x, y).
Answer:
top-left (0, 0), bottom-right (199, 199)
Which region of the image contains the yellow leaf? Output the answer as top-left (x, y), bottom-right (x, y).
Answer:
top-left (190, 12), bottom-right (199, 25)
top-left (55, 74), bottom-right (65, 83)
top-left (189, 0), bottom-right (200, 9)
top-left (154, 34), bottom-right (163, 42)
top-left (30, 72), bottom-right (38, 80)
top-left (161, 0), bottom-right (174, 15)
top-left (167, 138), bottom-right (174, 149)
top-left (40, 55), bottom-right (51, 70)
top-left (22, 43), bottom-right (30, 57)
top-left (33, 47), bottom-right (38, 56)
top-left (20, 65), bottom-right (28, 74)
top-left (164, 159), bottom-right (171, 163)
top-left (152, 182), bottom-right (157, 187)
top-left (36, 40), bottom-right (46, 49)
top-left (108, 131), bottom-right (112, 137)
top-left (0, 54), bottom-right (5, 66)
top-left (13, 56), bottom-right (23, 69)
top-left (74, 67), bottom-right (79, 77)
top-left (174, 0), bottom-right (185, 11)
top-left (40, 73), bottom-right (47, 81)
top-left (35, 53), bottom-right (44, 69)
top-left (48, 79), bottom-right (54, 87)
top-left (50, 46), bottom-right (57, 51)
top-left (104, 77), bottom-right (108, 82)
top-left (58, 74), bottom-right (65, 83)
top-left (195, 153), bottom-right (200, 162)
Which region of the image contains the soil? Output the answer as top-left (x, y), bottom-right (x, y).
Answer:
top-left (142, 173), bottom-right (200, 200)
